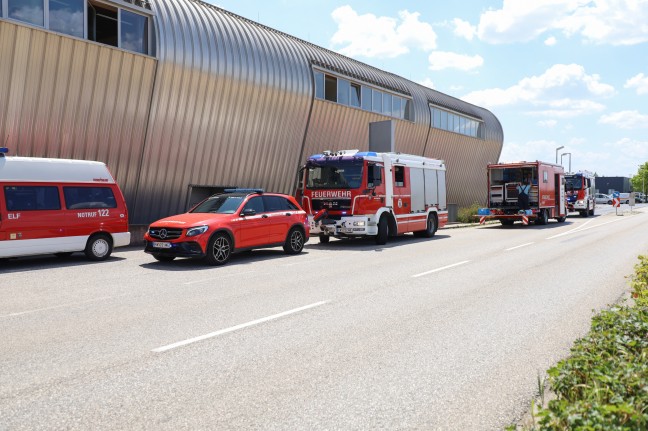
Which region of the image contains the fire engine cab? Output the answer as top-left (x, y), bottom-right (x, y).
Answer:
top-left (565, 171), bottom-right (596, 217)
top-left (298, 150), bottom-right (448, 245)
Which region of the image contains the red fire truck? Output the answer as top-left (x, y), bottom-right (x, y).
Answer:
top-left (565, 171), bottom-right (596, 216)
top-left (476, 161), bottom-right (567, 226)
top-left (298, 150), bottom-right (448, 245)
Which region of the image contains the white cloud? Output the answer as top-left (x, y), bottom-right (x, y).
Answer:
top-left (538, 119), bottom-right (558, 127)
top-left (473, 0), bottom-right (648, 46)
top-left (453, 18), bottom-right (476, 41)
top-left (544, 36), bottom-right (557, 46)
top-left (599, 110), bottom-right (648, 129)
top-left (418, 78), bottom-right (435, 89)
top-left (428, 51), bottom-right (484, 71)
top-left (624, 73), bottom-right (648, 95)
top-left (330, 6), bottom-right (437, 58)
top-left (461, 63), bottom-right (615, 117)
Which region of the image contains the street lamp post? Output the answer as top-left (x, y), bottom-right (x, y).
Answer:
top-left (555, 146), bottom-right (564, 164)
top-left (561, 152), bottom-right (571, 173)
top-left (641, 164), bottom-right (645, 195)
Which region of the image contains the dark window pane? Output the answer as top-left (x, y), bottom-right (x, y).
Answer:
top-left (324, 75), bottom-right (337, 102)
top-left (8, 0), bottom-right (44, 26)
top-left (404, 99), bottom-right (414, 121)
top-left (88, 2), bottom-right (117, 47)
top-left (49, 0), bottom-right (84, 37)
top-left (314, 71), bottom-right (324, 99)
top-left (120, 9), bottom-right (148, 54)
top-left (64, 186), bottom-right (117, 209)
top-left (4, 186), bottom-right (60, 211)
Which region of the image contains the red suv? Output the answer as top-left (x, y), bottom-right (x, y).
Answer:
top-left (144, 189), bottom-right (309, 265)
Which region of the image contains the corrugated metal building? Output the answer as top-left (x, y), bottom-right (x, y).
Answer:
top-left (0, 0), bottom-right (503, 228)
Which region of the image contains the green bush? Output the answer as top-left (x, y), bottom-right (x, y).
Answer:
top-left (457, 202), bottom-right (481, 224)
top-left (530, 255), bottom-right (648, 430)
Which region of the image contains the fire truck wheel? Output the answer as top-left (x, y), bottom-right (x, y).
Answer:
top-left (589, 205), bottom-right (595, 216)
top-left (153, 254), bottom-right (176, 262)
top-left (319, 234), bottom-right (330, 244)
top-left (414, 213), bottom-right (437, 238)
top-left (204, 233), bottom-right (232, 266)
top-left (556, 216), bottom-right (566, 222)
top-left (84, 234), bottom-right (113, 261)
top-left (535, 209), bottom-right (548, 225)
top-left (283, 228), bottom-right (305, 254)
top-left (375, 216), bottom-right (389, 245)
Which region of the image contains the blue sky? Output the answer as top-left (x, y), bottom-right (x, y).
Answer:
top-left (212, 0), bottom-right (648, 178)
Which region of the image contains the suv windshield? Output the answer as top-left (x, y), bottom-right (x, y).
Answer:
top-left (191, 195), bottom-right (244, 214)
top-left (306, 161), bottom-right (363, 189)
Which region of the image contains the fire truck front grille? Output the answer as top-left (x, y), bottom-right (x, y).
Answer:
top-left (312, 199), bottom-right (352, 211)
top-left (148, 227), bottom-right (183, 240)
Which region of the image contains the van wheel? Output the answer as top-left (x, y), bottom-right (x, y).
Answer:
top-left (375, 216), bottom-right (389, 245)
top-left (204, 233), bottom-right (232, 266)
top-left (283, 228), bottom-right (305, 254)
top-left (319, 234), bottom-right (330, 244)
top-left (535, 209), bottom-right (548, 225)
top-left (153, 254), bottom-right (175, 262)
top-left (85, 234), bottom-right (113, 261)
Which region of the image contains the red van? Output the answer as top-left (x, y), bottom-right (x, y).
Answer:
top-left (0, 148), bottom-right (130, 261)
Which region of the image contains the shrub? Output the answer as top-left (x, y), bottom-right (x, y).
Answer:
top-left (529, 255), bottom-right (648, 430)
top-left (457, 202), bottom-right (481, 224)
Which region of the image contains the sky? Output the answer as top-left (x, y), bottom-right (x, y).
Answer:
top-left (211, 0), bottom-right (648, 178)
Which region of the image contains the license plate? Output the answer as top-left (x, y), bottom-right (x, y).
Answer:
top-left (152, 242), bottom-right (172, 249)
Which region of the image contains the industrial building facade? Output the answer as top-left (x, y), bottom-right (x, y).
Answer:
top-left (0, 0), bottom-right (504, 227)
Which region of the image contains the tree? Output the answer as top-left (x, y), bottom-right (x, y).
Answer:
top-left (631, 162), bottom-right (648, 194)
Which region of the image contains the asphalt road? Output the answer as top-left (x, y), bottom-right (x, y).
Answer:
top-left (1, 204), bottom-right (647, 430)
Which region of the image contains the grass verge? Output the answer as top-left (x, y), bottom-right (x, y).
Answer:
top-left (511, 255), bottom-right (648, 430)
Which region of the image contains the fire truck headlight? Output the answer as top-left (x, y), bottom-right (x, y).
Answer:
top-left (353, 221), bottom-right (366, 227)
top-left (186, 225), bottom-right (209, 237)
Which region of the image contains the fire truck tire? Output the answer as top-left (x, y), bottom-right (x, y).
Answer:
top-left (152, 254), bottom-right (176, 262)
top-left (84, 234), bottom-right (113, 261)
top-left (283, 228), bottom-right (305, 254)
top-left (500, 219), bottom-right (514, 226)
top-left (589, 205), bottom-right (595, 216)
top-left (414, 213), bottom-right (437, 238)
top-left (535, 209), bottom-right (548, 225)
top-left (319, 234), bottom-right (330, 244)
top-left (556, 216), bottom-right (567, 222)
top-left (376, 216), bottom-right (389, 245)
top-left (204, 233), bottom-right (232, 266)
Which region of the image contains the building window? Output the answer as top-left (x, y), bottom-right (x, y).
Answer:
top-left (324, 75), bottom-right (337, 102)
top-left (88, 1), bottom-right (118, 47)
top-left (350, 83), bottom-right (361, 108)
top-left (393, 97), bottom-right (402, 119)
top-left (372, 89), bottom-right (382, 113)
top-left (361, 86), bottom-right (372, 111)
top-left (382, 93), bottom-right (392, 117)
top-left (429, 104), bottom-right (484, 139)
top-left (120, 9), bottom-right (148, 54)
top-left (50, 0), bottom-right (84, 38)
top-left (337, 78), bottom-right (350, 106)
top-left (8, 0), bottom-right (44, 26)
top-left (314, 71), bottom-right (324, 99)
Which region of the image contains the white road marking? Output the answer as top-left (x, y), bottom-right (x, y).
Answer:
top-left (152, 300), bottom-right (331, 353)
top-left (412, 260), bottom-right (470, 278)
top-left (505, 242), bottom-right (534, 251)
top-left (546, 216), bottom-right (629, 240)
top-left (1, 295), bottom-right (124, 318)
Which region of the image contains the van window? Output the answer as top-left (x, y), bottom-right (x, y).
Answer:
top-left (4, 186), bottom-right (61, 211)
top-left (64, 186), bottom-right (117, 209)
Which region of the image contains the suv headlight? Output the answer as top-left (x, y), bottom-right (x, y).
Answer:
top-left (186, 225), bottom-right (209, 237)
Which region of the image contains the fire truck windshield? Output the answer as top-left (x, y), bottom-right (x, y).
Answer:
top-left (565, 176), bottom-right (584, 191)
top-left (306, 161), bottom-right (363, 189)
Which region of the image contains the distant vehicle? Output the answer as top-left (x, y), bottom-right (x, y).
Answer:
top-left (595, 193), bottom-right (612, 205)
top-left (0, 147), bottom-right (130, 261)
top-left (565, 171), bottom-right (596, 217)
top-left (634, 192), bottom-right (645, 203)
top-left (144, 189), bottom-right (309, 265)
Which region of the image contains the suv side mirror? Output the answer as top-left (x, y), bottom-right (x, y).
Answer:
top-left (241, 208), bottom-right (256, 217)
